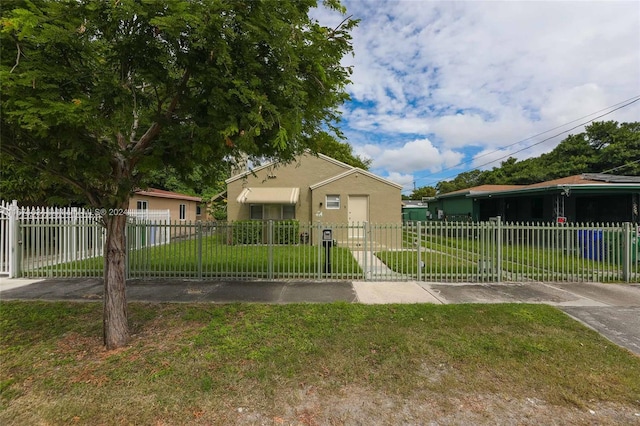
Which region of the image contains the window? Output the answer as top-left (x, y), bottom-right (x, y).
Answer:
top-left (531, 197), bottom-right (543, 220)
top-left (196, 205), bottom-right (202, 215)
top-left (282, 205), bottom-right (295, 219)
top-left (250, 205), bottom-right (263, 220)
top-left (136, 201), bottom-right (148, 210)
top-left (179, 204), bottom-right (186, 220)
top-left (326, 195), bottom-right (340, 209)
top-left (250, 204), bottom-right (295, 220)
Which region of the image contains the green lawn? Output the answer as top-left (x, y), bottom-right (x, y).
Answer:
top-left (21, 227), bottom-right (638, 282)
top-left (1, 301), bottom-right (639, 424)
top-left (377, 231), bottom-right (638, 281)
top-left (25, 235), bottom-right (363, 279)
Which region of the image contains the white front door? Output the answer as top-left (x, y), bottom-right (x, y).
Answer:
top-left (348, 195), bottom-right (368, 238)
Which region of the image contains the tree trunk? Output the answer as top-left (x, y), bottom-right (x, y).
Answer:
top-left (103, 210), bottom-right (130, 349)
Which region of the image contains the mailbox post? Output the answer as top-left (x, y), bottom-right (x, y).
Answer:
top-left (322, 229), bottom-right (333, 274)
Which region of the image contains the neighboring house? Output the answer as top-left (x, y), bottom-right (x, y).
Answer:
top-left (428, 174), bottom-right (640, 223)
top-left (402, 200), bottom-right (431, 221)
top-left (427, 185), bottom-right (521, 221)
top-left (226, 152), bottom-right (402, 228)
top-left (129, 188), bottom-right (202, 222)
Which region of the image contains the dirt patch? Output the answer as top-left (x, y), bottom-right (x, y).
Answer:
top-left (228, 386), bottom-right (640, 425)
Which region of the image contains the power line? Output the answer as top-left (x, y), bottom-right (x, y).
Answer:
top-left (412, 95), bottom-right (640, 189)
top-left (601, 158), bottom-right (640, 174)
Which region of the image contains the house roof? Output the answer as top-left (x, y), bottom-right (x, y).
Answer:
top-left (438, 174), bottom-right (640, 200)
top-left (309, 168), bottom-right (403, 190)
top-left (225, 152), bottom-right (353, 184)
top-left (438, 184), bottom-right (522, 198)
top-left (402, 200), bottom-right (429, 208)
top-left (135, 188), bottom-right (202, 202)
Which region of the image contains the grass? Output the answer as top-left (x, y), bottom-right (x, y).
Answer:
top-left (1, 301), bottom-right (639, 424)
top-left (26, 235), bottom-right (363, 279)
top-left (21, 226), bottom-right (639, 283)
top-left (376, 230), bottom-right (639, 281)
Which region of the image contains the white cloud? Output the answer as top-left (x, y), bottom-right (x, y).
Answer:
top-left (383, 171), bottom-right (414, 191)
top-left (314, 0), bottom-right (640, 180)
top-left (359, 138), bottom-right (464, 174)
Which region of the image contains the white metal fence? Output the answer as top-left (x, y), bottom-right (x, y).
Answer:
top-left (0, 200), bottom-right (18, 277)
top-left (0, 201), bottom-right (170, 278)
top-left (5, 212), bottom-right (638, 283)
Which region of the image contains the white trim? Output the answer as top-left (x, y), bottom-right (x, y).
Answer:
top-left (310, 168), bottom-right (403, 190)
top-left (225, 152), bottom-right (354, 184)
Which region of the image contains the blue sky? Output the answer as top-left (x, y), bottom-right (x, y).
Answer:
top-left (312, 1), bottom-right (640, 194)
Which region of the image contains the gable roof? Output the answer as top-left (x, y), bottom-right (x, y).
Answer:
top-left (225, 152), bottom-right (354, 184)
top-left (309, 167), bottom-right (403, 190)
top-left (135, 188), bottom-right (202, 202)
top-left (438, 184), bottom-right (522, 198)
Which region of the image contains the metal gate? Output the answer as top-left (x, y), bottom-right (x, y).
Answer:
top-left (0, 200), bottom-right (17, 277)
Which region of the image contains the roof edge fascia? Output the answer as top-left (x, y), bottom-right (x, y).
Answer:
top-left (225, 151), bottom-right (354, 184)
top-left (470, 183), bottom-right (640, 198)
top-left (310, 168), bottom-right (403, 190)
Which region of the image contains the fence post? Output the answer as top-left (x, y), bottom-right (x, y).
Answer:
top-left (125, 218), bottom-right (131, 280)
top-left (496, 216), bottom-right (502, 283)
top-left (197, 221), bottom-right (203, 280)
top-left (417, 221), bottom-right (422, 282)
top-left (622, 222), bottom-right (631, 282)
top-left (9, 200), bottom-right (19, 278)
top-left (316, 221), bottom-right (322, 280)
top-left (267, 220), bottom-right (274, 280)
top-left (363, 222), bottom-right (369, 281)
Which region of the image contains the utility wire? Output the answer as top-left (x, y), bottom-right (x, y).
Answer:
top-left (601, 158), bottom-right (640, 174)
top-left (412, 95), bottom-right (640, 189)
top-left (467, 94), bottom-right (640, 164)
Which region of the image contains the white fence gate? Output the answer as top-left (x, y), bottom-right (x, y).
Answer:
top-left (0, 200), bottom-right (170, 278)
top-left (0, 200), bottom-right (18, 277)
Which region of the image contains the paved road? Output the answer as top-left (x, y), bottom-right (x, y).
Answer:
top-left (1, 278), bottom-right (639, 355)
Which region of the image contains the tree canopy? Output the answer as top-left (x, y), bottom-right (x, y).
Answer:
top-left (1, 0), bottom-right (357, 348)
top-left (436, 121), bottom-right (640, 194)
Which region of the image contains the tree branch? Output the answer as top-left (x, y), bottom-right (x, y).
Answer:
top-left (10, 42), bottom-right (22, 73)
top-left (328, 15), bottom-right (353, 39)
top-left (130, 69), bottom-right (191, 157)
top-left (1, 143), bottom-right (102, 206)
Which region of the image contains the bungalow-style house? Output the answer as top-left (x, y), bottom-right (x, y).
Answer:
top-left (225, 153), bottom-right (402, 244)
top-left (428, 174), bottom-right (640, 223)
top-left (129, 188), bottom-right (202, 222)
top-left (426, 184), bottom-right (521, 222)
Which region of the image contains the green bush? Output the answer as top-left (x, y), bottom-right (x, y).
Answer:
top-left (231, 221), bottom-right (263, 245)
top-left (274, 220), bottom-right (300, 245)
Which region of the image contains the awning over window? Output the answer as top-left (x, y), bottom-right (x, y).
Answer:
top-left (236, 187), bottom-right (300, 204)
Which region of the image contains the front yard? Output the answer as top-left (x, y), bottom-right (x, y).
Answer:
top-left (1, 301), bottom-right (639, 424)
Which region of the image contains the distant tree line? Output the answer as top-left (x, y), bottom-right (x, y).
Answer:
top-left (406, 121), bottom-right (639, 198)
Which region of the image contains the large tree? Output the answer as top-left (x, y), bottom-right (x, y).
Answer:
top-left (439, 121), bottom-right (640, 192)
top-left (1, 0), bottom-right (356, 348)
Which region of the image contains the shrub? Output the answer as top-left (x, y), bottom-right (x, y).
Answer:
top-left (231, 221), bottom-right (263, 245)
top-left (274, 220), bottom-right (300, 245)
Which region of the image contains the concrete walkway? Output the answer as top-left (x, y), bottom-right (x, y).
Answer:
top-left (350, 250), bottom-right (404, 280)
